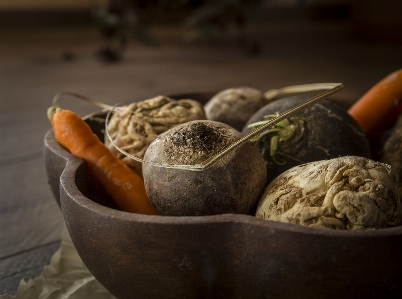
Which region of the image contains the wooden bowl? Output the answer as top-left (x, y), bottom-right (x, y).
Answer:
top-left (44, 92), bottom-right (402, 299)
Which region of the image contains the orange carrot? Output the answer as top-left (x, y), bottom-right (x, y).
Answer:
top-left (348, 69), bottom-right (402, 137)
top-left (47, 106), bottom-right (158, 215)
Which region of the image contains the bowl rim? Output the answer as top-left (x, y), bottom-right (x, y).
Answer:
top-left (45, 128), bottom-right (402, 239)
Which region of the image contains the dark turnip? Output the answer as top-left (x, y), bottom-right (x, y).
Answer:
top-left (142, 120), bottom-right (267, 216)
top-left (242, 96), bottom-right (372, 185)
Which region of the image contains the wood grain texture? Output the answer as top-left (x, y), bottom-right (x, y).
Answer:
top-left (0, 156), bottom-right (64, 259)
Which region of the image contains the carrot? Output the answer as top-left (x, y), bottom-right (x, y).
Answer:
top-left (47, 106), bottom-right (158, 215)
top-left (348, 69), bottom-right (402, 137)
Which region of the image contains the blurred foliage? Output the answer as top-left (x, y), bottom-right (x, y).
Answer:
top-left (91, 0), bottom-right (266, 61)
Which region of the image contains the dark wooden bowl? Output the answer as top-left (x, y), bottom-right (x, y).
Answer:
top-left (44, 92), bottom-right (402, 299)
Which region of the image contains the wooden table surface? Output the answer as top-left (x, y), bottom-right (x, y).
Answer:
top-left (1, 14), bottom-right (401, 296)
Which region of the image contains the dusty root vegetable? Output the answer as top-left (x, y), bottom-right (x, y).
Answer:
top-left (256, 156), bottom-right (402, 230)
top-left (106, 95), bottom-right (206, 175)
top-left (142, 120), bottom-right (267, 216)
top-left (204, 87), bottom-right (265, 131)
top-left (242, 96), bottom-right (372, 185)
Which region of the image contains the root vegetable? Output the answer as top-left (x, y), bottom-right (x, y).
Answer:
top-left (204, 87), bottom-right (265, 131)
top-left (379, 113), bottom-right (402, 199)
top-left (106, 95), bottom-right (206, 176)
top-left (348, 69), bottom-right (402, 137)
top-left (256, 156), bottom-right (402, 230)
top-left (204, 84), bottom-right (342, 132)
top-left (48, 106), bottom-right (158, 215)
top-left (142, 120), bottom-right (267, 216)
top-left (242, 96), bottom-right (371, 185)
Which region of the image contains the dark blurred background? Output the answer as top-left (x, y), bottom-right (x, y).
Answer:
top-left (2, 1), bottom-right (402, 60)
top-left (1, 0), bottom-right (402, 296)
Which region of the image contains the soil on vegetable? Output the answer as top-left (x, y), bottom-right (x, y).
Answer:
top-left (164, 122), bottom-right (234, 165)
top-left (143, 120), bottom-right (268, 216)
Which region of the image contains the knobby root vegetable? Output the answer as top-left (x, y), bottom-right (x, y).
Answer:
top-left (256, 156), bottom-right (401, 230)
top-left (348, 69), bottom-right (402, 137)
top-left (48, 106), bottom-right (158, 215)
top-left (106, 95), bottom-right (206, 176)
